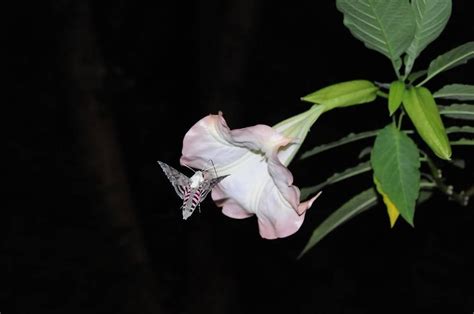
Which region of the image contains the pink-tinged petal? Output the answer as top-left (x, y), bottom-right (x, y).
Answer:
top-left (266, 150), bottom-right (301, 211)
top-left (298, 192), bottom-right (320, 215)
top-left (254, 183), bottom-right (308, 239)
top-left (211, 153), bottom-right (268, 214)
top-left (212, 152), bottom-right (319, 238)
top-left (180, 113), bottom-right (246, 170)
top-left (180, 112), bottom-right (294, 171)
top-left (211, 185), bottom-right (252, 219)
top-left (256, 191), bottom-right (320, 239)
top-left (231, 124), bottom-right (293, 157)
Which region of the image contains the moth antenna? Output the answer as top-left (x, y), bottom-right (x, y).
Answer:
top-left (200, 160), bottom-right (210, 171)
top-left (181, 162), bottom-right (196, 173)
top-left (201, 159), bottom-right (218, 176)
top-left (210, 159), bottom-right (218, 178)
top-left (199, 159), bottom-right (218, 176)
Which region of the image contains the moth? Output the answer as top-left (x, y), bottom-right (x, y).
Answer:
top-left (157, 160), bottom-right (228, 220)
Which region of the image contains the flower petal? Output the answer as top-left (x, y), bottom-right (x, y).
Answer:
top-left (212, 186), bottom-right (253, 219)
top-left (267, 150), bottom-right (300, 211)
top-left (180, 112), bottom-right (246, 171)
top-left (230, 124), bottom-right (293, 157)
top-left (180, 111), bottom-right (321, 239)
top-left (256, 183), bottom-right (306, 239)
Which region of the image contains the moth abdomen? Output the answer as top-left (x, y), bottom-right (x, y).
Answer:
top-left (182, 188), bottom-right (202, 219)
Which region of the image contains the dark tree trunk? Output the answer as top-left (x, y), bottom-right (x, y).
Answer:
top-left (58, 1), bottom-right (162, 313)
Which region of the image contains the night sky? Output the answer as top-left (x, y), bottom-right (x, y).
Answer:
top-left (4, 1), bottom-right (474, 313)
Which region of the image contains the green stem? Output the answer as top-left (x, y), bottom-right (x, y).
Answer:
top-left (392, 60), bottom-right (402, 81)
top-left (422, 152), bottom-right (470, 206)
top-left (397, 111), bottom-right (405, 130)
top-left (416, 76), bottom-right (430, 87)
top-left (377, 90), bottom-right (389, 98)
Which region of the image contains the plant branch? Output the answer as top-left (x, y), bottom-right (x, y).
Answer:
top-left (422, 153), bottom-right (470, 206)
top-left (376, 90), bottom-right (389, 98)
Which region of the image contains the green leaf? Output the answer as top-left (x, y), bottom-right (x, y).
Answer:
top-left (300, 129), bottom-right (379, 159)
top-left (371, 124), bottom-right (420, 226)
top-left (375, 180), bottom-right (433, 227)
top-left (404, 0), bottom-right (452, 76)
top-left (446, 125), bottom-right (474, 134)
top-left (336, 0), bottom-right (415, 75)
top-left (451, 138), bottom-right (474, 146)
top-left (300, 161), bottom-right (372, 200)
top-left (298, 188), bottom-right (378, 258)
top-left (403, 87), bottom-right (452, 160)
top-left (388, 81), bottom-right (405, 115)
top-left (447, 159), bottom-right (466, 169)
top-left (374, 177), bottom-right (400, 227)
top-left (301, 128), bottom-right (415, 160)
top-left (434, 84), bottom-right (474, 101)
top-left (358, 146), bottom-right (373, 159)
top-left (407, 70), bottom-right (427, 84)
top-left (439, 104), bottom-right (474, 120)
top-left (418, 41), bottom-right (474, 86)
top-left (417, 188), bottom-right (434, 205)
top-left (301, 80), bottom-right (378, 111)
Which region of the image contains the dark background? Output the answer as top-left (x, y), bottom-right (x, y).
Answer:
top-left (4, 1), bottom-right (473, 313)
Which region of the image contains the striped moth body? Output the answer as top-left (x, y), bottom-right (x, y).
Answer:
top-left (157, 161), bottom-right (228, 220)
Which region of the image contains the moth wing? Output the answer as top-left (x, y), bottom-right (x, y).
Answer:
top-left (157, 161), bottom-right (191, 199)
top-left (199, 175), bottom-right (229, 201)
